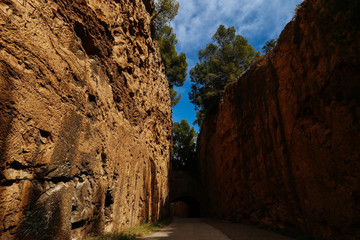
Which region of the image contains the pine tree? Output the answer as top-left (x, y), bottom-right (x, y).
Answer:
top-left (189, 25), bottom-right (260, 125)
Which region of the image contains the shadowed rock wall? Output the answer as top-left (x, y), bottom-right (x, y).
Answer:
top-left (0, 0), bottom-right (172, 239)
top-left (197, 0), bottom-right (360, 239)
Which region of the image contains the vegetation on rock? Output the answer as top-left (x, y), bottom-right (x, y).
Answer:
top-left (262, 39), bottom-right (277, 54)
top-left (153, 0), bottom-right (179, 38)
top-left (89, 219), bottom-right (171, 240)
top-left (158, 26), bottom-right (188, 106)
top-left (153, 0), bottom-right (188, 107)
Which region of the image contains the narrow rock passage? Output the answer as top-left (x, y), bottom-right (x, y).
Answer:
top-left (140, 217), bottom-right (293, 240)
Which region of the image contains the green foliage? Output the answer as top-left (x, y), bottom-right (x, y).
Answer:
top-left (153, 0), bottom-right (187, 107)
top-left (89, 219), bottom-right (171, 240)
top-left (193, 111), bottom-right (205, 127)
top-left (172, 120), bottom-right (197, 170)
top-left (153, 0), bottom-right (179, 38)
top-left (90, 232), bottom-right (136, 240)
top-left (170, 88), bottom-right (181, 107)
top-left (292, 3), bottom-right (302, 20)
top-left (262, 39), bottom-right (277, 54)
top-left (158, 26), bottom-right (188, 89)
top-left (189, 25), bottom-right (260, 125)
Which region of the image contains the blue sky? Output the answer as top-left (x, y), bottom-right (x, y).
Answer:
top-left (170, 0), bottom-right (303, 132)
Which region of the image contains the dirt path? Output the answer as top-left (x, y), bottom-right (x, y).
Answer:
top-left (203, 218), bottom-right (294, 240)
top-left (139, 217), bottom-right (230, 240)
top-left (139, 217), bottom-right (294, 240)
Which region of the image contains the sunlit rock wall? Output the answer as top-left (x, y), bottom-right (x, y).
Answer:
top-left (197, 0), bottom-right (360, 238)
top-left (0, 0), bottom-right (172, 239)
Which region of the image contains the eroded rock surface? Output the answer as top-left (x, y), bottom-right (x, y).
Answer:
top-left (0, 0), bottom-right (171, 239)
top-left (197, 0), bottom-right (360, 239)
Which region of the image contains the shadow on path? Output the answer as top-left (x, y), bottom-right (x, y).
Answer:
top-left (204, 218), bottom-right (294, 240)
top-left (139, 217), bottom-right (230, 240)
top-left (140, 217), bottom-right (294, 240)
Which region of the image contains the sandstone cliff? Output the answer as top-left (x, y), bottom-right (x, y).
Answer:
top-left (197, 0), bottom-right (360, 239)
top-left (0, 0), bottom-right (172, 239)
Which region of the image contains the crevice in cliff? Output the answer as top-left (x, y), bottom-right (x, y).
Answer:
top-left (0, 179), bottom-right (19, 187)
top-left (6, 161), bottom-right (34, 171)
top-left (0, 172), bottom-right (96, 187)
top-left (55, 0), bottom-right (114, 59)
top-left (71, 219), bottom-right (87, 230)
top-left (104, 189), bottom-right (114, 222)
top-left (39, 129), bottom-right (52, 139)
top-left (74, 21), bottom-right (102, 57)
top-left (142, 0), bottom-right (154, 15)
top-left (42, 176), bottom-right (73, 184)
top-left (104, 190), bottom-right (113, 207)
top-left (2, 225), bottom-right (16, 233)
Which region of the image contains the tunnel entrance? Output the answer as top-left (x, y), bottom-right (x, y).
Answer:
top-left (170, 196), bottom-right (200, 218)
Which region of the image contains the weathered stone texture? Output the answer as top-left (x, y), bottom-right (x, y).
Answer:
top-left (0, 0), bottom-right (171, 239)
top-left (197, 0), bottom-right (360, 239)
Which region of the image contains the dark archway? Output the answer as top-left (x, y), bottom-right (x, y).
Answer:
top-left (170, 196), bottom-right (200, 218)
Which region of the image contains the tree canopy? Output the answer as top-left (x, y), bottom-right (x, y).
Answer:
top-left (159, 27), bottom-right (187, 88)
top-left (189, 25), bottom-right (260, 126)
top-left (153, 0), bottom-right (187, 107)
top-left (172, 120), bottom-right (197, 170)
top-left (153, 0), bottom-right (179, 38)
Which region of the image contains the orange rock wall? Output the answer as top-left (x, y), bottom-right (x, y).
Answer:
top-left (197, 0), bottom-right (360, 238)
top-left (0, 0), bottom-right (172, 239)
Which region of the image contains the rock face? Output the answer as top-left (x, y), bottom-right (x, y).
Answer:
top-left (197, 0), bottom-right (360, 239)
top-left (0, 0), bottom-right (172, 239)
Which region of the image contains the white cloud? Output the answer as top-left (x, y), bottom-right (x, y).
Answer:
top-left (172, 0), bottom-right (303, 59)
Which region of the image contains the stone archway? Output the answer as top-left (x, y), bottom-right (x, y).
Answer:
top-left (169, 169), bottom-right (205, 217)
top-left (170, 195), bottom-right (201, 218)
